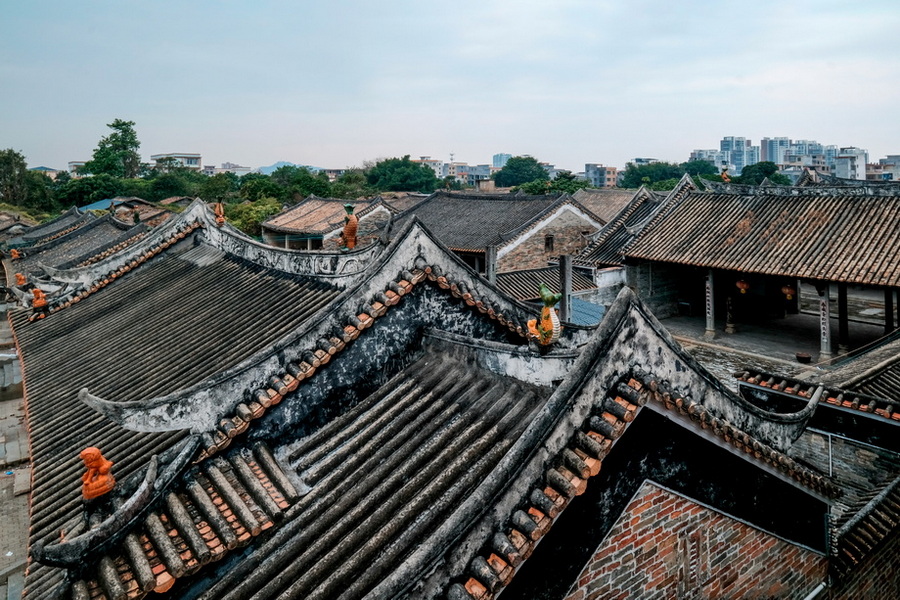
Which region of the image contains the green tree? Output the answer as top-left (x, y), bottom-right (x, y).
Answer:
top-left (82, 119), bottom-right (142, 178)
top-left (23, 171), bottom-right (57, 211)
top-left (201, 172), bottom-right (239, 202)
top-left (240, 174), bottom-right (283, 202)
top-left (119, 178), bottom-right (152, 199)
top-left (149, 173), bottom-right (191, 201)
top-left (516, 171), bottom-right (591, 195)
top-left (620, 162), bottom-right (684, 188)
top-left (271, 165), bottom-right (332, 198)
top-left (223, 197), bottom-right (282, 237)
top-left (57, 174), bottom-right (123, 207)
top-left (734, 161), bottom-right (792, 185)
top-left (493, 156), bottom-right (549, 187)
top-left (682, 160), bottom-right (719, 177)
top-left (330, 169), bottom-right (374, 199)
top-left (366, 156), bottom-right (439, 193)
top-left (549, 170), bottom-right (590, 194)
top-left (0, 149), bottom-right (29, 206)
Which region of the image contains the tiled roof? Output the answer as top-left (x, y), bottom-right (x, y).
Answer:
top-left (390, 192), bottom-right (566, 252)
top-left (194, 349), bottom-right (551, 600)
top-left (67, 441), bottom-right (299, 599)
top-left (10, 208), bottom-right (94, 248)
top-left (797, 169), bottom-right (900, 189)
top-left (569, 297), bottom-right (605, 327)
top-left (378, 192), bottom-right (429, 212)
top-left (833, 474), bottom-right (900, 576)
top-left (735, 369), bottom-right (900, 424)
top-left (158, 196), bottom-right (194, 206)
top-left (14, 240), bottom-right (341, 598)
top-left (571, 188), bottom-right (636, 224)
top-left (574, 187), bottom-right (667, 267)
top-left (839, 358), bottom-right (900, 403)
top-left (450, 371), bottom-right (839, 600)
top-left (495, 267), bottom-right (595, 301)
top-left (262, 196), bottom-right (384, 235)
top-left (13, 215), bottom-right (142, 275)
top-left (624, 191), bottom-right (900, 286)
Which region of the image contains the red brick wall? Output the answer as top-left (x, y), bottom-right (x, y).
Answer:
top-left (497, 208), bottom-right (597, 271)
top-left (826, 529), bottom-right (900, 599)
top-left (564, 482), bottom-right (828, 599)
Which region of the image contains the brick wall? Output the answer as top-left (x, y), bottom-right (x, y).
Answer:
top-left (564, 482), bottom-right (828, 599)
top-left (497, 209), bottom-right (597, 271)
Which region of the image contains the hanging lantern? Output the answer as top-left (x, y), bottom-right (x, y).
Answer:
top-left (781, 284), bottom-right (796, 300)
top-left (736, 279), bottom-right (750, 294)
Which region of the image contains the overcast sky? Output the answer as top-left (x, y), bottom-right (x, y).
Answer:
top-left (2, 0), bottom-right (898, 172)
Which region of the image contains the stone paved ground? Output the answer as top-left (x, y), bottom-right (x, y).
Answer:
top-left (661, 308), bottom-right (891, 390)
top-left (0, 401), bottom-right (29, 599)
top-left (0, 309), bottom-right (27, 599)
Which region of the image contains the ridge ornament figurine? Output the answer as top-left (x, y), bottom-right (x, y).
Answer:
top-left (80, 447), bottom-right (116, 500)
top-left (341, 203), bottom-right (358, 250)
top-left (214, 202), bottom-right (226, 227)
top-left (527, 283), bottom-right (562, 346)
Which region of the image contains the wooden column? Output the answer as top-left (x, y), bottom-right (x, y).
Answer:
top-left (559, 256), bottom-right (573, 323)
top-left (818, 284), bottom-right (832, 360)
top-left (885, 288), bottom-right (895, 334)
top-left (838, 283), bottom-right (849, 354)
top-left (704, 269), bottom-right (715, 339)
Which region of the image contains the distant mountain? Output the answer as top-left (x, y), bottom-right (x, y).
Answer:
top-left (256, 161), bottom-right (323, 175)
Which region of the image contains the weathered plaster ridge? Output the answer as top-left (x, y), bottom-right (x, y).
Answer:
top-left (79, 218), bottom-right (545, 433)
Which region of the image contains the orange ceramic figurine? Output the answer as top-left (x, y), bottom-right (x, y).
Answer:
top-left (527, 283), bottom-right (562, 346)
top-left (80, 447), bottom-right (116, 500)
top-left (214, 203), bottom-right (226, 227)
top-left (32, 288), bottom-right (47, 307)
top-left (29, 288), bottom-right (49, 321)
top-left (341, 204), bottom-right (358, 250)
top-left (15, 273), bottom-right (26, 286)
top-left (10, 249), bottom-right (21, 260)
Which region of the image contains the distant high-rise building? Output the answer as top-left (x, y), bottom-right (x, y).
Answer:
top-left (492, 153), bottom-right (512, 168)
top-left (632, 158), bottom-right (659, 166)
top-left (413, 156), bottom-right (445, 178)
top-left (823, 145), bottom-right (839, 169)
top-left (689, 149), bottom-right (731, 171)
top-left (584, 164), bottom-right (617, 188)
top-left (151, 153), bottom-right (202, 170)
top-left (834, 147), bottom-right (869, 180)
top-left (719, 137), bottom-right (758, 175)
top-left (760, 137), bottom-right (790, 164)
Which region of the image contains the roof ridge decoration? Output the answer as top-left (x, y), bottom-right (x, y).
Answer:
top-left (354, 286), bottom-right (838, 600)
top-left (447, 372), bottom-right (840, 600)
top-left (832, 472), bottom-right (900, 576)
top-left (21, 213), bottom-right (97, 250)
top-left (573, 186), bottom-right (661, 267)
top-left (736, 369), bottom-right (900, 424)
top-left (17, 201), bottom-right (387, 315)
top-left (10, 205), bottom-right (85, 246)
top-left (703, 177), bottom-right (900, 197)
top-left (79, 217), bottom-right (546, 456)
top-left (57, 441), bottom-right (299, 599)
top-left (12, 213), bottom-right (126, 258)
top-left (31, 435), bottom-right (200, 569)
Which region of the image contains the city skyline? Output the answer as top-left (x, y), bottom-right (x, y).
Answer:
top-left (3, 1), bottom-right (899, 173)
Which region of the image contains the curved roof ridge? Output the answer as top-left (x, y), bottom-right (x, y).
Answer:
top-left (79, 217), bottom-right (546, 440)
